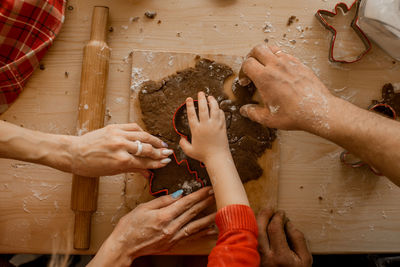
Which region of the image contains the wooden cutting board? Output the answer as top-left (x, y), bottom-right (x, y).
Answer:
top-left (125, 51), bottom-right (280, 207)
top-left (125, 51), bottom-right (280, 253)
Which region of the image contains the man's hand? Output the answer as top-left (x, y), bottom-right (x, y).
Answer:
top-left (179, 92), bottom-right (230, 165)
top-left (239, 44), bottom-right (335, 132)
top-left (257, 208), bottom-right (312, 267)
top-left (70, 123), bottom-right (173, 177)
top-left (88, 187), bottom-right (216, 267)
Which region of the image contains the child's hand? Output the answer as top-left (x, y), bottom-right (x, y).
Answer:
top-left (179, 92), bottom-right (230, 164)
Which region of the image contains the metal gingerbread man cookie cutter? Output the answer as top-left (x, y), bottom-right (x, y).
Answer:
top-left (315, 0), bottom-right (372, 63)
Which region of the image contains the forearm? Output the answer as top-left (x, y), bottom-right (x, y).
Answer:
top-left (308, 97), bottom-right (400, 184)
top-left (205, 152), bottom-right (249, 210)
top-left (0, 120), bottom-right (74, 172)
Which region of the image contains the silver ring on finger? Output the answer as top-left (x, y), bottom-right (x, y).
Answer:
top-left (135, 140), bottom-right (143, 156)
top-left (184, 226), bottom-right (190, 237)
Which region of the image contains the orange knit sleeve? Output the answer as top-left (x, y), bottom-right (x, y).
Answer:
top-left (208, 205), bottom-right (260, 267)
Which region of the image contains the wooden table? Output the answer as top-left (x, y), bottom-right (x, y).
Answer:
top-left (1, 0), bottom-right (400, 255)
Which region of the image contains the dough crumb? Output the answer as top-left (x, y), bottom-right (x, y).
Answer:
top-left (144, 11), bottom-right (157, 19)
top-left (287, 15), bottom-right (297, 26)
top-left (105, 108), bottom-right (112, 120)
top-left (129, 16), bottom-right (139, 23)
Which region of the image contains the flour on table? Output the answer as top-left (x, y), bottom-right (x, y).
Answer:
top-left (131, 67), bottom-right (149, 91)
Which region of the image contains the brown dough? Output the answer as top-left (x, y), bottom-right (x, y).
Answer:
top-left (139, 58), bottom-right (276, 196)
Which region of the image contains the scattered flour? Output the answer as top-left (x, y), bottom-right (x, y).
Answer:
top-left (143, 51), bottom-right (154, 63)
top-left (269, 105), bottom-right (280, 114)
top-left (297, 86), bottom-right (331, 133)
top-left (263, 21), bottom-right (274, 33)
top-left (32, 189), bottom-right (49, 201)
top-left (168, 56), bottom-right (174, 66)
top-left (54, 200), bottom-right (59, 211)
top-left (77, 120), bottom-right (89, 136)
top-left (22, 198), bottom-right (31, 213)
top-left (382, 210), bottom-right (388, 219)
top-left (131, 67), bottom-right (149, 91)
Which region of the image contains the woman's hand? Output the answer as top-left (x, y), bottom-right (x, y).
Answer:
top-left (70, 123), bottom-right (173, 177)
top-left (88, 187), bottom-right (216, 267)
top-left (179, 92), bottom-right (230, 165)
top-left (239, 44), bottom-right (335, 132)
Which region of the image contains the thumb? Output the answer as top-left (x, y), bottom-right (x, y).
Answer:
top-left (240, 104), bottom-right (272, 126)
top-left (179, 137), bottom-right (194, 156)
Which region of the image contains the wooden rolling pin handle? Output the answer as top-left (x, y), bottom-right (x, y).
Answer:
top-left (73, 211), bottom-right (93, 250)
top-left (71, 6), bottom-right (110, 250)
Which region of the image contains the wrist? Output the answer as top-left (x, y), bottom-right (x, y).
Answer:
top-left (204, 149), bottom-right (232, 167)
top-left (39, 134), bottom-right (76, 173)
top-left (301, 94), bottom-right (344, 137)
top-left (90, 236), bottom-right (137, 267)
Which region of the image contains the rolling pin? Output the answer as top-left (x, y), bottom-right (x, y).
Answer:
top-left (71, 6), bottom-right (110, 250)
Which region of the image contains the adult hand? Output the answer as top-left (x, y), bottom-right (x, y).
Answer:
top-left (70, 123), bottom-right (173, 177)
top-left (257, 208), bottom-right (312, 267)
top-left (88, 187), bottom-right (216, 267)
top-left (239, 44), bottom-right (335, 132)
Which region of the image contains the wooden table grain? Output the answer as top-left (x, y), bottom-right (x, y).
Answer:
top-left (0, 0), bottom-right (399, 254)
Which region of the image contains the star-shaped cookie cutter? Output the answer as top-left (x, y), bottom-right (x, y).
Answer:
top-left (147, 100), bottom-right (206, 196)
top-left (315, 0), bottom-right (372, 63)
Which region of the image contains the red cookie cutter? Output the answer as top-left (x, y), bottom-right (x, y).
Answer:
top-left (315, 0), bottom-right (372, 63)
top-left (147, 100), bottom-right (206, 196)
top-left (340, 103), bottom-right (397, 176)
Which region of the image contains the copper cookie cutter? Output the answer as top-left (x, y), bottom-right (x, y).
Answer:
top-left (340, 103), bottom-right (397, 176)
top-left (147, 100), bottom-right (206, 196)
top-left (315, 0), bottom-right (372, 63)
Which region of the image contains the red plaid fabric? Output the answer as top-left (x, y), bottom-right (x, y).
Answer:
top-left (0, 0), bottom-right (65, 114)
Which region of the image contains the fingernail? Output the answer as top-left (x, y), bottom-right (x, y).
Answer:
top-left (162, 141), bottom-right (168, 148)
top-left (161, 158), bottom-right (172, 164)
top-left (240, 106), bottom-right (249, 118)
top-left (171, 189), bottom-right (183, 199)
top-left (207, 229), bottom-right (218, 236)
top-left (208, 189), bottom-right (214, 195)
top-left (239, 77), bottom-right (250, 86)
top-left (162, 149), bottom-right (174, 156)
